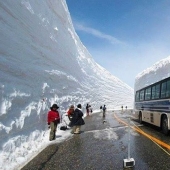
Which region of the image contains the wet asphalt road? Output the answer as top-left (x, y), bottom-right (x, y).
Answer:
top-left (21, 110), bottom-right (170, 170)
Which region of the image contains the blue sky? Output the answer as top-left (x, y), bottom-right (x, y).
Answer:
top-left (66, 0), bottom-right (170, 88)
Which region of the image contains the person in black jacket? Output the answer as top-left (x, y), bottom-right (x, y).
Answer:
top-left (86, 103), bottom-right (89, 116)
top-left (71, 104), bottom-right (85, 134)
top-left (103, 105), bottom-right (106, 117)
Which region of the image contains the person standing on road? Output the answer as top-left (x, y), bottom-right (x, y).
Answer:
top-left (86, 103), bottom-right (89, 116)
top-left (88, 105), bottom-right (93, 115)
top-left (103, 105), bottom-right (106, 117)
top-left (67, 105), bottom-right (74, 121)
top-left (100, 106), bottom-right (103, 113)
top-left (71, 104), bottom-right (85, 134)
top-left (47, 104), bottom-right (60, 141)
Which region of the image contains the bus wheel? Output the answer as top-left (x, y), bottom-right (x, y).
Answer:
top-left (162, 116), bottom-right (169, 135)
top-left (139, 113), bottom-right (142, 124)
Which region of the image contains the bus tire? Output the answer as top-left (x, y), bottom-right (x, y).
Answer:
top-left (139, 112), bottom-right (142, 124)
top-left (162, 116), bottom-right (169, 135)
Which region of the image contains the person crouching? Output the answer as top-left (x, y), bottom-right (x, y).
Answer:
top-left (47, 104), bottom-right (60, 141)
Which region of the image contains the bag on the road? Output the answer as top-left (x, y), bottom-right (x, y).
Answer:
top-left (60, 126), bottom-right (68, 130)
top-left (60, 114), bottom-right (69, 130)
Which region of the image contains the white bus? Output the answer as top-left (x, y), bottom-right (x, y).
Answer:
top-left (134, 76), bottom-right (170, 135)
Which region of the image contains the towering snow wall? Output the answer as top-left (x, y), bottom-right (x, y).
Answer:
top-left (0, 0), bottom-right (133, 169)
top-left (135, 56), bottom-right (170, 91)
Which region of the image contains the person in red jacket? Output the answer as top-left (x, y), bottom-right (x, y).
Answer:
top-left (67, 105), bottom-right (74, 121)
top-left (47, 104), bottom-right (60, 141)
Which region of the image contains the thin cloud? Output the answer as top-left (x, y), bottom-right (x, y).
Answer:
top-left (74, 22), bottom-right (125, 45)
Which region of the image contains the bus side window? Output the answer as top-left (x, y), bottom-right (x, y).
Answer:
top-left (135, 91), bottom-right (140, 102)
top-left (152, 84), bottom-right (160, 99)
top-left (151, 86), bottom-right (156, 99)
top-left (155, 84), bottom-right (160, 99)
top-left (140, 90), bottom-right (144, 101)
top-left (161, 82), bottom-right (166, 98)
top-left (145, 87), bottom-right (151, 100)
top-left (166, 80), bottom-right (170, 97)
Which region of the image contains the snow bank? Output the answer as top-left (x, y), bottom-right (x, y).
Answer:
top-left (135, 56), bottom-right (170, 91)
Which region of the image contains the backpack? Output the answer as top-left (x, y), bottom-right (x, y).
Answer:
top-left (60, 126), bottom-right (68, 130)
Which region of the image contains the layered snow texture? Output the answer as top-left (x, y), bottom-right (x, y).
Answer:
top-left (0, 0), bottom-right (133, 169)
top-left (135, 56), bottom-right (170, 91)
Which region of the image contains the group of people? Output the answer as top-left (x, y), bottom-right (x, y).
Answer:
top-left (100, 105), bottom-right (107, 117)
top-left (47, 103), bottom-right (85, 141)
top-left (86, 103), bottom-right (93, 116)
top-left (47, 103), bottom-right (107, 141)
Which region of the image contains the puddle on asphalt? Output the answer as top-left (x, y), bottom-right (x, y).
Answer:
top-left (92, 128), bottom-right (118, 141)
top-left (123, 127), bottom-right (140, 137)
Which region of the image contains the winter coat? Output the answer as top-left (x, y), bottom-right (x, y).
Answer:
top-left (86, 105), bottom-right (89, 113)
top-left (47, 110), bottom-right (60, 125)
top-left (67, 109), bottom-right (74, 116)
top-left (71, 108), bottom-right (85, 126)
top-left (103, 106), bottom-right (106, 111)
top-left (67, 109), bottom-right (74, 121)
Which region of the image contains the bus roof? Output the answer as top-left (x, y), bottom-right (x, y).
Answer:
top-left (134, 56), bottom-right (170, 92)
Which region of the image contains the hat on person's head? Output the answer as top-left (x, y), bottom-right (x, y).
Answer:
top-left (70, 105), bottom-right (74, 109)
top-left (77, 104), bottom-right (82, 109)
top-left (50, 104), bottom-right (59, 109)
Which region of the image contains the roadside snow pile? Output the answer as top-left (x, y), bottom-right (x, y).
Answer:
top-left (135, 56), bottom-right (170, 91)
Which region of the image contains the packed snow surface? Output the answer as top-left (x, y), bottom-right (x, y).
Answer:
top-left (135, 56), bottom-right (170, 91)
